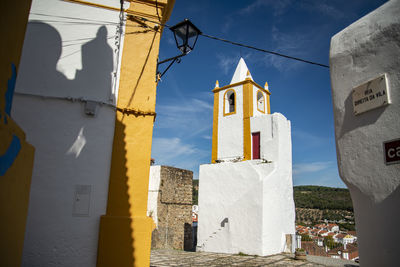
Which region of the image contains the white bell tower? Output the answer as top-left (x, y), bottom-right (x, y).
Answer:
top-left (198, 58), bottom-right (295, 256)
top-left (211, 58), bottom-right (271, 163)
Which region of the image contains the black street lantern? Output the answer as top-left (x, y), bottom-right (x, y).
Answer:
top-left (157, 19), bottom-right (202, 80)
top-left (170, 19), bottom-right (202, 55)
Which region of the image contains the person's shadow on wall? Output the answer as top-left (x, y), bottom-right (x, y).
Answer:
top-left (17, 21), bottom-right (113, 102)
top-left (14, 21), bottom-right (133, 266)
top-left (15, 21), bottom-right (115, 161)
top-left (75, 25), bottom-right (113, 102)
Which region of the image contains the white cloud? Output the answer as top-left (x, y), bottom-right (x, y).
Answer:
top-left (293, 161), bottom-right (333, 175)
top-left (152, 137), bottom-right (197, 160)
top-left (216, 54), bottom-right (238, 75)
top-left (192, 98), bottom-right (213, 110)
top-left (221, 17), bottom-right (233, 34)
top-left (239, 0), bottom-right (292, 16)
top-left (197, 91), bottom-right (214, 101)
top-left (216, 52), bottom-right (253, 76)
top-left (155, 97), bottom-right (213, 137)
top-left (257, 26), bottom-right (312, 72)
top-left (293, 164), bottom-right (347, 188)
top-left (292, 129), bottom-right (330, 147)
top-left (202, 135), bottom-right (212, 140)
top-left (151, 137), bottom-right (209, 177)
top-left (300, 1), bottom-right (345, 19)
top-left (152, 93), bottom-right (214, 175)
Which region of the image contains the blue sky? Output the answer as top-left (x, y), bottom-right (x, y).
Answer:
top-left (151, 0), bottom-right (387, 187)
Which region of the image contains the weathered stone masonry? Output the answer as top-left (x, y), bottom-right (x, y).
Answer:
top-left (149, 166), bottom-right (193, 251)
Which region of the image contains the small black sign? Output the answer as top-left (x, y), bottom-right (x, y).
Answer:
top-left (384, 139), bottom-right (400, 165)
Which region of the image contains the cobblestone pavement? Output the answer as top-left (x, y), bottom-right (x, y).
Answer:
top-left (150, 249), bottom-right (325, 267)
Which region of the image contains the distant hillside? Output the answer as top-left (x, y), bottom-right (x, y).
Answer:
top-left (294, 185), bottom-right (353, 211)
top-left (192, 183), bottom-right (353, 213)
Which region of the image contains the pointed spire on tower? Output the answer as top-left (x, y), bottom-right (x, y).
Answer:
top-left (264, 81), bottom-right (269, 90)
top-left (230, 57), bottom-right (253, 84)
top-left (215, 80), bottom-right (219, 88)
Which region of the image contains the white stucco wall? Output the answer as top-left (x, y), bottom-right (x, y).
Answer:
top-left (147, 166), bottom-right (161, 227)
top-left (198, 161), bottom-right (295, 255)
top-left (330, 1), bottom-right (400, 266)
top-left (11, 0), bottom-right (127, 266)
top-left (250, 113), bottom-right (291, 163)
top-left (199, 113), bottom-right (295, 255)
top-left (218, 85), bottom-right (244, 160)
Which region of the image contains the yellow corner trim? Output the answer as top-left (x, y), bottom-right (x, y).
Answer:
top-left (223, 89), bottom-right (236, 117)
top-left (211, 92), bottom-right (219, 163)
top-left (213, 80), bottom-right (270, 95)
top-left (242, 82), bottom-right (252, 161)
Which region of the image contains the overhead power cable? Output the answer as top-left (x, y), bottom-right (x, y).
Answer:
top-left (128, 14), bottom-right (329, 69)
top-left (200, 33), bottom-right (329, 68)
top-left (30, 11), bottom-right (329, 68)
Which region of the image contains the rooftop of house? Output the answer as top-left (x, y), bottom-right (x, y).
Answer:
top-left (335, 233), bottom-right (346, 239)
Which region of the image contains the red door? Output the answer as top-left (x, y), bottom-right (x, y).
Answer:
top-left (252, 132), bottom-right (260, 159)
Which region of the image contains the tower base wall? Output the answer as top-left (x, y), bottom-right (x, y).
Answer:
top-left (197, 160), bottom-right (295, 256)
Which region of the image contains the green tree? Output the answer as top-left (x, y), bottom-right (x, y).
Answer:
top-left (300, 234), bottom-right (312, 241)
top-left (323, 236), bottom-right (340, 249)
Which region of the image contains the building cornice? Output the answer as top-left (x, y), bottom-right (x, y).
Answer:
top-left (213, 80), bottom-right (271, 95)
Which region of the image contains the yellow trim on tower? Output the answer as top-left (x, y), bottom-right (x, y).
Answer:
top-left (256, 90), bottom-right (266, 114)
top-left (211, 91), bottom-right (219, 163)
top-left (213, 80), bottom-right (270, 95)
top-left (223, 89), bottom-right (236, 116)
top-left (242, 82), bottom-right (252, 161)
top-left (249, 84), bottom-right (253, 117)
top-left (264, 81), bottom-right (271, 114)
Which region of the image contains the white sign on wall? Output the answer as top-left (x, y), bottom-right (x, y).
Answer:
top-left (352, 74), bottom-right (390, 115)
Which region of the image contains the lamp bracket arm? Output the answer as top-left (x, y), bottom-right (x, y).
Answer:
top-left (157, 53), bottom-right (186, 65)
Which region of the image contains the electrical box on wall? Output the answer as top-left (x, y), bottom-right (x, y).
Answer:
top-left (73, 185), bottom-right (91, 217)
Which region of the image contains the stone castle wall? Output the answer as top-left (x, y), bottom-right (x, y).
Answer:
top-left (150, 166), bottom-right (193, 251)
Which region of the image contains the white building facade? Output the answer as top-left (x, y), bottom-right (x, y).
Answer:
top-left (11, 0), bottom-right (127, 266)
top-left (330, 1), bottom-right (400, 266)
top-left (198, 58), bottom-right (295, 256)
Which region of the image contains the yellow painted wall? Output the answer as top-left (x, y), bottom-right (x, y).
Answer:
top-left (0, 1), bottom-right (34, 266)
top-left (242, 81), bottom-right (253, 160)
top-left (97, 1), bottom-right (175, 266)
top-left (211, 91), bottom-right (219, 163)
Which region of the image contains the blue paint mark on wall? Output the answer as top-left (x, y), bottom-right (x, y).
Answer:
top-left (0, 63), bottom-right (21, 175)
top-left (0, 135), bottom-right (21, 176)
top-left (5, 63), bottom-right (17, 116)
